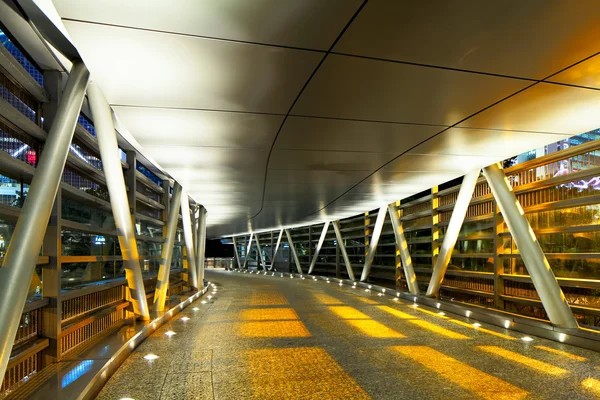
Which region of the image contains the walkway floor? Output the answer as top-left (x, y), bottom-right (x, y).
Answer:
top-left (98, 270), bottom-right (600, 399)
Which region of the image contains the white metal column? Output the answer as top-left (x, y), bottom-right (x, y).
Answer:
top-left (181, 190), bottom-right (198, 288)
top-left (152, 183), bottom-right (182, 311)
top-left (232, 236), bottom-right (242, 269)
top-left (361, 206), bottom-right (387, 282)
top-left (308, 222), bottom-right (329, 274)
top-left (285, 229), bottom-right (304, 274)
top-left (388, 203), bottom-right (419, 295)
top-left (427, 171), bottom-right (480, 297)
top-left (88, 82), bottom-right (151, 319)
top-left (483, 163), bottom-right (578, 328)
top-left (197, 206), bottom-right (207, 282)
top-left (270, 229), bottom-right (284, 270)
top-left (0, 62), bottom-right (89, 381)
top-left (242, 233), bottom-right (254, 270)
top-left (254, 235), bottom-right (267, 271)
top-left (332, 220), bottom-right (356, 281)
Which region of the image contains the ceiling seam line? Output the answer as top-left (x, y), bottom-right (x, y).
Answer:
top-left (247, 0), bottom-right (370, 224)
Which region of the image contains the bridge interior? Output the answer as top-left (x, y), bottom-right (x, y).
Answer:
top-left (98, 270), bottom-right (599, 400)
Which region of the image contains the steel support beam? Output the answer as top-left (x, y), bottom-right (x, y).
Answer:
top-left (308, 222), bottom-right (329, 274)
top-left (0, 62), bottom-right (89, 381)
top-left (181, 190), bottom-right (198, 288)
top-left (285, 229), bottom-right (304, 274)
top-left (152, 183), bottom-right (182, 311)
top-left (483, 163), bottom-right (578, 329)
top-left (332, 220), bottom-right (356, 281)
top-left (361, 206), bottom-right (387, 282)
top-left (232, 236), bottom-right (242, 269)
top-left (427, 171), bottom-right (480, 297)
top-left (197, 205), bottom-right (207, 282)
top-left (388, 204), bottom-right (419, 295)
top-left (242, 233), bottom-right (254, 270)
top-left (88, 81), bottom-right (151, 319)
top-left (254, 235), bottom-right (267, 271)
top-left (270, 229), bottom-right (283, 270)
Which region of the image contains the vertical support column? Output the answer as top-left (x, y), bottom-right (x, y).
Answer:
top-left (483, 163), bottom-right (578, 328)
top-left (180, 190), bottom-right (198, 289)
top-left (308, 222), bottom-right (329, 274)
top-left (285, 229), bottom-right (304, 274)
top-left (197, 205), bottom-right (207, 282)
top-left (332, 220), bottom-right (356, 281)
top-left (232, 236), bottom-right (242, 269)
top-left (125, 151), bottom-right (137, 217)
top-left (153, 183), bottom-right (182, 312)
top-left (242, 233), bottom-right (254, 270)
top-left (270, 229), bottom-right (283, 271)
top-left (269, 231), bottom-right (274, 268)
top-left (88, 82), bottom-right (150, 319)
top-left (308, 226), bottom-right (312, 269)
top-left (493, 199), bottom-right (505, 309)
top-left (388, 203), bottom-right (419, 295)
top-left (335, 239), bottom-right (341, 279)
top-left (254, 235), bottom-right (267, 271)
top-left (361, 206), bottom-right (387, 282)
top-left (0, 62), bottom-right (89, 380)
top-left (427, 171), bottom-right (480, 297)
top-left (431, 186), bottom-right (440, 279)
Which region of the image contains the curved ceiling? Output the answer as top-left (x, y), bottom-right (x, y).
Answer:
top-left (49, 0), bottom-right (600, 237)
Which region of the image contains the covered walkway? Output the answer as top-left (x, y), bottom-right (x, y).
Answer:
top-left (99, 270), bottom-right (598, 399)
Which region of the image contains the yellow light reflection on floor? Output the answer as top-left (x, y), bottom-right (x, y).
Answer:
top-left (582, 378), bottom-right (600, 396)
top-left (535, 345), bottom-right (587, 361)
top-left (250, 292), bottom-right (288, 306)
top-left (392, 346), bottom-right (528, 400)
top-left (328, 306), bottom-right (370, 320)
top-left (478, 346), bottom-right (568, 376)
top-left (239, 308), bottom-right (299, 321)
top-left (245, 347), bottom-right (370, 399)
top-left (346, 320), bottom-right (406, 338)
top-left (378, 306), bottom-right (469, 339)
top-left (237, 321), bottom-right (311, 338)
top-left (449, 319), bottom-right (517, 341)
top-left (355, 297), bottom-right (379, 305)
top-left (415, 307), bottom-right (449, 320)
top-left (313, 293), bottom-right (344, 305)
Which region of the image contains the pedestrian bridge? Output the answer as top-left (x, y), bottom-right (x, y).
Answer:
top-left (96, 270), bottom-right (597, 399)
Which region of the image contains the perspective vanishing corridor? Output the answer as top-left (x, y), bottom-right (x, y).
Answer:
top-left (99, 270), bottom-right (600, 399)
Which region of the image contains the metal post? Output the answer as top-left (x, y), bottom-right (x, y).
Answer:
top-left (270, 229), bottom-right (283, 271)
top-left (388, 204), bottom-right (419, 295)
top-left (285, 229), bottom-right (304, 274)
top-left (361, 206), bottom-right (387, 281)
top-left (332, 220), bottom-right (356, 281)
top-left (232, 236), bottom-right (241, 269)
top-left (152, 183), bottom-right (182, 312)
top-left (426, 171), bottom-right (480, 297)
top-left (88, 82), bottom-right (151, 319)
top-left (254, 235), bottom-right (267, 271)
top-left (242, 233), bottom-right (254, 270)
top-left (180, 190), bottom-right (198, 288)
top-left (0, 62), bottom-right (89, 381)
top-left (483, 163), bottom-right (578, 328)
top-left (197, 206), bottom-right (207, 282)
top-left (308, 222), bottom-right (330, 274)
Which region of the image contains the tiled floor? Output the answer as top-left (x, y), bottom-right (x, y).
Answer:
top-left (98, 270), bottom-right (600, 399)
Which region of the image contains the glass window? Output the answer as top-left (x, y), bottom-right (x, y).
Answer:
top-left (0, 27), bottom-right (43, 85)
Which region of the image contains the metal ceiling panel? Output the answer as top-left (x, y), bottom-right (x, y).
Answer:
top-left (292, 55), bottom-right (533, 125)
top-left (548, 54), bottom-right (600, 89)
top-left (458, 83), bottom-right (600, 134)
top-left (276, 116), bottom-right (443, 152)
top-left (334, 0), bottom-right (600, 79)
top-left (266, 170), bottom-right (372, 185)
top-left (268, 149), bottom-right (397, 171)
top-left (53, 0), bottom-right (363, 50)
top-left (383, 154), bottom-right (498, 173)
top-left (408, 127), bottom-right (572, 158)
top-left (113, 107), bottom-right (284, 148)
top-left (62, 20), bottom-right (322, 113)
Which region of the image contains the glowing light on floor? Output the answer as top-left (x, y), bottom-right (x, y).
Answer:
top-left (415, 307), bottom-right (449, 320)
top-left (329, 306), bottom-right (370, 320)
top-left (238, 321), bottom-right (311, 338)
top-left (313, 293), bottom-right (344, 305)
top-left (239, 308), bottom-right (299, 321)
top-left (165, 331), bottom-right (176, 337)
top-left (378, 306), bottom-right (469, 340)
top-left (449, 319), bottom-right (516, 340)
top-left (477, 346), bottom-right (567, 375)
top-left (534, 345), bottom-right (586, 361)
top-left (521, 336), bottom-right (534, 342)
top-left (207, 295), bottom-right (212, 300)
top-left (143, 354), bottom-right (159, 360)
top-left (392, 346), bottom-right (528, 400)
top-left (582, 378), bottom-right (600, 396)
top-left (181, 317), bottom-right (190, 322)
top-left (192, 307), bottom-right (199, 311)
top-left (504, 320), bottom-right (511, 328)
top-left (345, 319), bottom-right (406, 338)
top-left (201, 300), bottom-right (207, 304)
top-left (356, 297), bottom-right (378, 305)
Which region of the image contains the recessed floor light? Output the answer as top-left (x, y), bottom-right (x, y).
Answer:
top-left (165, 331), bottom-right (176, 337)
top-left (201, 300), bottom-right (207, 304)
top-left (192, 307), bottom-right (199, 311)
top-left (438, 312), bottom-right (445, 316)
top-left (144, 354), bottom-right (159, 360)
top-left (521, 336), bottom-right (534, 342)
top-left (473, 323), bottom-right (481, 328)
top-left (181, 317), bottom-right (190, 322)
